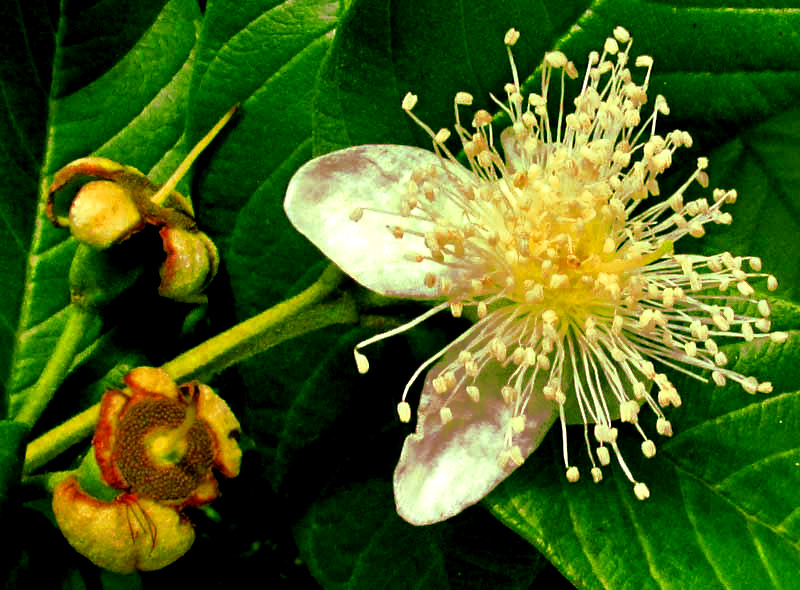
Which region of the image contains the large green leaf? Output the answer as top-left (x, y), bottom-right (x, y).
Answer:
top-left (192, 0), bottom-right (347, 309)
top-left (3, 0), bottom-right (201, 420)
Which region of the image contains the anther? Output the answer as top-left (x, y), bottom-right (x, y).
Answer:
top-left (566, 466), bottom-right (580, 482)
top-left (440, 407), bottom-right (453, 425)
top-left (596, 446), bottom-right (611, 466)
top-left (656, 417), bottom-right (673, 436)
top-left (641, 440), bottom-right (657, 458)
top-left (354, 350), bottom-right (369, 374)
top-left (504, 28), bottom-right (520, 46)
top-left (397, 401), bottom-right (411, 423)
top-left (402, 92), bottom-right (418, 111)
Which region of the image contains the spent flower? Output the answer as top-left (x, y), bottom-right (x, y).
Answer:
top-left (52, 367), bottom-right (241, 572)
top-left (284, 27), bottom-right (787, 524)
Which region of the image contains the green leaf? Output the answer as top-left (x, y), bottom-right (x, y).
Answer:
top-left (3, 0), bottom-right (201, 420)
top-left (189, 0), bottom-right (346, 313)
top-left (314, 0), bottom-right (800, 155)
top-left (187, 0), bottom-right (355, 451)
top-left (698, 108), bottom-right (800, 299)
top-left (0, 421), bottom-right (29, 511)
top-left (0, 0), bottom-right (55, 415)
top-left (0, 420), bottom-right (28, 585)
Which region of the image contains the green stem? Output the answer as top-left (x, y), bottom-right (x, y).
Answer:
top-left (23, 264), bottom-right (357, 474)
top-left (163, 263), bottom-right (348, 382)
top-left (21, 469), bottom-right (75, 495)
top-left (15, 304), bottom-right (97, 428)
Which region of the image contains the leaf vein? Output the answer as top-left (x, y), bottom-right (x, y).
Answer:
top-left (677, 477), bottom-right (728, 587)
top-left (613, 474), bottom-right (668, 590)
top-left (747, 519), bottom-right (782, 590)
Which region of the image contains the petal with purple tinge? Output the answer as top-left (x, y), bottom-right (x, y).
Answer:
top-left (393, 353), bottom-right (558, 525)
top-left (285, 144), bottom-right (478, 298)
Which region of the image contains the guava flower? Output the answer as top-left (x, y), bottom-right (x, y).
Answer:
top-left (284, 27), bottom-right (787, 525)
top-left (52, 367), bottom-right (241, 572)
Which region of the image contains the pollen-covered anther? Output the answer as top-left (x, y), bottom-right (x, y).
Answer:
top-left (477, 301), bottom-right (488, 318)
top-left (397, 401), bottom-right (412, 423)
top-left (566, 466), bottom-right (580, 483)
top-left (509, 445), bottom-right (525, 466)
top-left (549, 274), bottom-right (569, 289)
top-left (504, 28), bottom-right (520, 46)
top-left (596, 446), bottom-right (611, 466)
top-left (454, 91), bottom-right (473, 106)
top-left (641, 440), bottom-right (657, 458)
top-left (511, 415), bottom-right (526, 434)
top-left (402, 92), bottom-right (418, 111)
top-left (354, 350), bottom-right (369, 374)
top-left (591, 467), bottom-right (603, 483)
top-left (432, 376), bottom-right (448, 395)
top-left (771, 331), bottom-right (789, 343)
top-left (472, 109), bottom-right (492, 127)
top-left (434, 128), bottom-right (451, 144)
top-left (524, 286), bottom-right (544, 305)
top-left (658, 386), bottom-right (681, 408)
top-left (757, 299), bottom-right (771, 317)
top-left (501, 385), bottom-right (518, 405)
top-left (767, 275), bottom-right (779, 291)
top-left (741, 376), bottom-right (759, 394)
top-left (489, 337), bottom-right (508, 362)
top-left (656, 417), bottom-right (673, 437)
top-left (545, 51), bottom-right (568, 68)
top-left (620, 399), bottom-right (640, 423)
top-left (440, 407), bottom-right (453, 425)
top-left (594, 424), bottom-right (618, 444)
top-left (634, 482), bottom-right (650, 500)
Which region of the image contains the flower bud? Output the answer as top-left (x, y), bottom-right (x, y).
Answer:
top-left (158, 227), bottom-right (220, 303)
top-left (69, 180), bottom-right (143, 249)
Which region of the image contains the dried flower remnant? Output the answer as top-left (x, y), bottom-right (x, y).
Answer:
top-left (284, 27), bottom-right (787, 524)
top-left (52, 367), bottom-right (241, 572)
top-left (47, 157), bottom-right (220, 304)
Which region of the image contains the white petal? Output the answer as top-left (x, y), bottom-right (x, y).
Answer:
top-left (284, 145), bottom-right (478, 298)
top-left (393, 353), bottom-right (558, 525)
